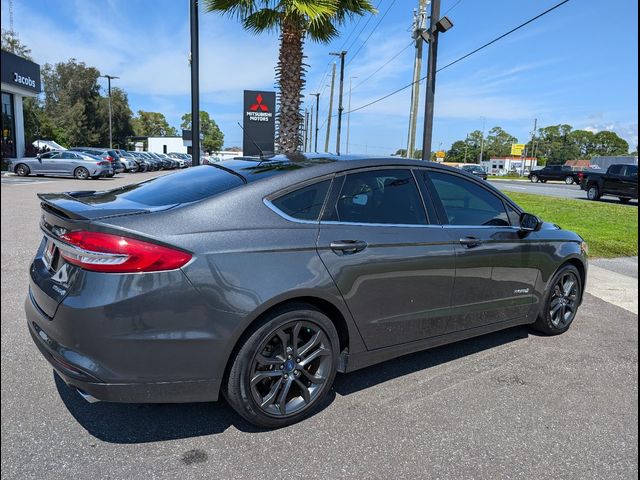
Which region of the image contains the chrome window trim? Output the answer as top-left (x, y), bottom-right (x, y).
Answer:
top-left (319, 220), bottom-right (443, 229)
top-left (262, 198), bottom-right (321, 225)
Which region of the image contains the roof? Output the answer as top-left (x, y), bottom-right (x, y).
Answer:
top-left (215, 153), bottom-right (464, 185)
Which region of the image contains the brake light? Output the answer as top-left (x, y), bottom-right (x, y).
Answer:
top-left (105, 155), bottom-right (114, 163)
top-left (58, 231), bottom-right (192, 273)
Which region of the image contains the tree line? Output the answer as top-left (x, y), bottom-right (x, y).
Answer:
top-left (441, 125), bottom-right (630, 165)
top-left (2, 32), bottom-right (224, 155)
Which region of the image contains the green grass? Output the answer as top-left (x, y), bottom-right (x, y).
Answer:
top-left (507, 192), bottom-right (638, 258)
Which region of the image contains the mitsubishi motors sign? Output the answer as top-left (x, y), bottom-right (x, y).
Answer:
top-left (243, 90), bottom-right (275, 156)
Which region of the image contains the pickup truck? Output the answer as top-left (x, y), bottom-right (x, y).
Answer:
top-left (528, 165), bottom-right (580, 184)
top-left (582, 164), bottom-right (638, 203)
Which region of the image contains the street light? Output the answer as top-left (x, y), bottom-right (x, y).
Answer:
top-left (100, 74), bottom-right (119, 148)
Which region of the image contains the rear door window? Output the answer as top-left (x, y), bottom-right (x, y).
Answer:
top-left (327, 169), bottom-right (427, 225)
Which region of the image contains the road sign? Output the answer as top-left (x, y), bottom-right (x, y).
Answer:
top-left (436, 150), bottom-right (446, 158)
top-left (511, 143), bottom-right (526, 156)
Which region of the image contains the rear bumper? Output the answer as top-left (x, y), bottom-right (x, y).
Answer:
top-left (25, 266), bottom-right (229, 403)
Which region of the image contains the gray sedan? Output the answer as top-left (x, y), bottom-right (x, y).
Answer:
top-left (26, 154), bottom-right (588, 428)
top-left (10, 151), bottom-right (113, 179)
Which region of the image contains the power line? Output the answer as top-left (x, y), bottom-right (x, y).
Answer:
top-left (344, 0), bottom-right (571, 116)
top-left (343, 0), bottom-right (384, 53)
top-left (442, 0), bottom-right (464, 17)
top-left (347, 0), bottom-right (399, 67)
top-left (352, 41), bottom-right (413, 91)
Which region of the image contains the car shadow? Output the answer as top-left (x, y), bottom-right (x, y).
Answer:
top-left (56, 326), bottom-right (529, 443)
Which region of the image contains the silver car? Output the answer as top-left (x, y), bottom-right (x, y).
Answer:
top-left (10, 151), bottom-right (113, 180)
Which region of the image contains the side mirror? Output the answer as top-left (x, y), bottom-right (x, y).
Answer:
top-left (36, 153), bottom-right (41, 160)
top-left (520, 212), bottom-right (542, 232)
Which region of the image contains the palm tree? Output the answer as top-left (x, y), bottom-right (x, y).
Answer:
top-left (205, 0), bottom-right (376, 154)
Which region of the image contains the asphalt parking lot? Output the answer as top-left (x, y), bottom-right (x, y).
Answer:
top-left (489, 179), bottom-right (639, 205)
top-left (1, 172), bottom-right (638, 480)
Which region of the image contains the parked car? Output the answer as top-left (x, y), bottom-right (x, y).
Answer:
top-left (26, 155), bottom-right (588, 428)
top-left (167, 152), bottom-right (189, 168)
top-left (69, 147), bottom-right (124, 175)
top-left (156, 152), bottom-right (179, 169)
top-left (460, 164), bottom-right (488, 180)
top-left (114, 150), bottom-right (143, 172)
top-left (528, 165), bottom-right (580, 184)
top-left (10, 150), bottom-right (113, 179)
top-left (582, 164), bottom-right (638, 203)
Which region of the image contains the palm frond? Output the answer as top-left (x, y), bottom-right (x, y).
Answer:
top-left (203, 0), bottom-right (259, 20)
top-left (243, 8), bottom-right (282, 33)
top-left (306, 15), bottom-right (339, 43)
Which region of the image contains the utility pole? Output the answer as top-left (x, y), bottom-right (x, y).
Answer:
top-left (324, 62), bottom-right (336, 152)
top-left (303, 109), bottom-right (309, 151)
top-left (190, 0), bottom-right (201, 165)
top-left (309, 106), bottom-right (314, 152)
top-left (479, 116), bottom-right (486, 163)
top-left (330, 51), bottom-right (347, 155)
top-left (100, 74), bottom-right (119, 148)
top-left (346, 76), bottom-right (357, 154)
top-left (310, 93), bottom-right (320, 152)
top-left (406, 0), bottom-right (427, 158)
top-left (420, 0), bottom-right (453, 161)
top-left (528, 118), bottom-right (538, 175)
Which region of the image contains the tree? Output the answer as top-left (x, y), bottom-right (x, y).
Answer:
top-left (205, 0), bottom-right (376, 153)
top-left (1, 29), bottom-right (32, 59)
top-left (394, 148), bottom-right (422, 159)
top-left (98, 88), bottom-right (134, 148)
top-left (484, 126), bottom-right (517, 159)
top-left (568, 129), bottom-right (596, 157)
top-left (529, 124), bottom-right (578, 165)
top-left (40, 59), bottom-right (103, 146)
top-left (131, 111), bottom-right (177, 137)
top-left (181, 111), bottom-right (224, 153)
top-left (592, 130), bottom-right (629, 156)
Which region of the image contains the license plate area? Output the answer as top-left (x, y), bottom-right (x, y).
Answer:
top-left (42, 238), bottom-right (60, 271)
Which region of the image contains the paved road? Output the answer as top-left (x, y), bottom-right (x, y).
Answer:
top-left (489, 179), bottom-right (638, 205)
top-left (1, 173), bottom-right (638, 480)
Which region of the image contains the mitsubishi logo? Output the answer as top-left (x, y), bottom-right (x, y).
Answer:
top-left (250, 94), bottom-right (269, 112)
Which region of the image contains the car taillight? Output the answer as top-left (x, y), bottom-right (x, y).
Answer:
top-left (58, 230), bottom-right (192, 273)
top-left (105, 155), bottom-right (114, 163)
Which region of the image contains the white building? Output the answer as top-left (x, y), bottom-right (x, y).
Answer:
top-left (147, 136), bottom-right (187, 154)
top-left (481, 156), bottom-right (538, 175)
top-left (1, 50), bottom-right (41, 160)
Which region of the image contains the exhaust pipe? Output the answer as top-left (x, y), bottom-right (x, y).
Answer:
top-left (76, 388), bottom-right (100, 403)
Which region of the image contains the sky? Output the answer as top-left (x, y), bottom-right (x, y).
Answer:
top-left (1, 0), bottom-right (638, 155)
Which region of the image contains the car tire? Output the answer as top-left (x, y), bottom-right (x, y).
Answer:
top-left (531, 264), bottom-right (582, 335)
top-left (530, 175), bottom-right (538, 183)
top-left (565, 176), bottom-right (574, 185)
top-left (106, 173), bottom-right (115, 178)
top-left (74, 167), bottom-right (90, 180)
top-left (224, 303), bottom-right (340, 428)
top-left (14, 163), bottom-right (30, 177)
top-left (587, 185), bottom-right (600, 201)
top-left (619, 197), bottom-right (631, 203)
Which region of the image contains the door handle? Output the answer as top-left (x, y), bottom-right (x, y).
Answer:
top-left (459, 236), bottom-right (482, 248)
top-left (330, 240), bottom-right (368, 255)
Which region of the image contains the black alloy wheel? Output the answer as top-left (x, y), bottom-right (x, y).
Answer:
top-left (565, 176), bottom-right (574, 185)
top-left (532, 264), bottom-right (582, 335)
top-left (225, 305), bottom-right (339, 428)
top-left (619, 197), bottom-right (631, 204)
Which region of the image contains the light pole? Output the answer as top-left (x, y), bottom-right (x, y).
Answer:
top-left (420, 0), bottom-right (453, 161)
top-left (310, 93), bottom-right (320, 152)
top-left (100, 74), bottom-right (119, 148)
top-left (346, 76), bottom-right (357, 155)
top-left (190, 0), bottom-right (201, 165)
top-left (330, 51), bottom-right (347, 155)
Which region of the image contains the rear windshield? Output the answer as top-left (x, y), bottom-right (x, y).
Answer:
top-left (83, 166), bottom-right (245, 206)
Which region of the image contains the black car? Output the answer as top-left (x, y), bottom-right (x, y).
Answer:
top-left (26, 154), bottom-right (588, 428)
top-left (461, 165), bottom-right (488, 180)
top-left (528, 165), bottom-right (580, 184)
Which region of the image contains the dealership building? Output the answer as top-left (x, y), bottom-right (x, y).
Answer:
top-left (1, 50), bottom-right (42, 160)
